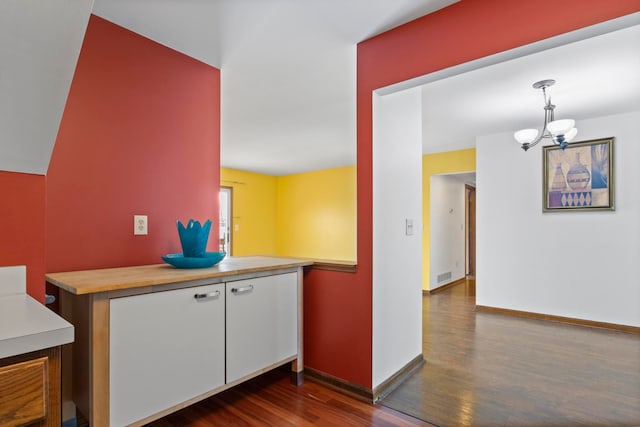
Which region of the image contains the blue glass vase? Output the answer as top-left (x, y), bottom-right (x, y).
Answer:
top-left (177, 219), bottom-right (212, 258)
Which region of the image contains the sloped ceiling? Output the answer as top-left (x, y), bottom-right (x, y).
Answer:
top-left (0, 0), bottom-right (93, 175)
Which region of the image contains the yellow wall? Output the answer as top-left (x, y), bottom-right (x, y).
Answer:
top-left (276, 166), bottom-right (357, 261)
top-left (221, 168), bottom-right (278, 256)
top-left (224, 148), bottom-right (472, 277)
top-left (422, 148), bottom-right (476, 290)
top-left (221, 166), bottom-right (356, 261)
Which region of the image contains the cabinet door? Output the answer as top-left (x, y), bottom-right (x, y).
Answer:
top-left (110, 284), bottom-right (225, 427)
top-left (226, 273), bottom-right (297, 383)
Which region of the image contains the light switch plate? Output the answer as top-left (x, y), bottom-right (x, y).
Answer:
top-left (405, 219), bottom-right (414, 236)
top-left (134, 215), bottom-right (148, 235)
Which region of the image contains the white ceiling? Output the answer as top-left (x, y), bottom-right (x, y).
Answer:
top-left (94, 0), bottom-right (640, 175)
top-left (420, 22), bottom-right (640, 154)
top-left (94, 1), bottom-right (638, 175)
top-left (91, 0), bottom-right (459, 175)
top-left (1, 2), bottom-right (638, 177)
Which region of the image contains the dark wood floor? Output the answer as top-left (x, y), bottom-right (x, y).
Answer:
top-left (381, 279), bottom-right (640, 426)
top-left (145, 368), bottom-right (433, 426)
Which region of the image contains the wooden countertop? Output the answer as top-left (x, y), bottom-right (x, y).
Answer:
top-left (46, 256), bottom-right (313, 296)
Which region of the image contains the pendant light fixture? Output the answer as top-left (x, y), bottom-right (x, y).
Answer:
top-left (514, 79), bottom-right (577, 151)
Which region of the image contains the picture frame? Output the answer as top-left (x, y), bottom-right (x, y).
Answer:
top-left (542, 137), bottom-right (614, 212)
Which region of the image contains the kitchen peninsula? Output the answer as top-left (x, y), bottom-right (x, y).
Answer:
top-left (46, 256), bottom-right (312, 427)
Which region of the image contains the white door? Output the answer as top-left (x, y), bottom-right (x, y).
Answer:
top-left (110, 284), bottom-right (225, 426)
top-left (225, 273), bottom-right (297, 383)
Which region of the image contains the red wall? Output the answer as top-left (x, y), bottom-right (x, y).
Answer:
top-left (303, 268), bottom-right (371, 386)
top-left (47, 15), bottom-right (220, 274)
top-left (304, 0), bottom-right (640, 389)
top-left (0, 171), bottom-right (46, 301)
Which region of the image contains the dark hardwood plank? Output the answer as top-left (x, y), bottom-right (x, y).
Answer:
top-left (381, 280), bottom-right (640, 426)
top-left (145, 368), bottom-right (433, 427)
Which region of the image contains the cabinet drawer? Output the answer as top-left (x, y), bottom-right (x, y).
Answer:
top-left (0, 357), bottom-right (48, 427)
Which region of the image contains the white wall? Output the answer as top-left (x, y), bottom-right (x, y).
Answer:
top-left (477, 111), bottom-right (640, 327)
top-left (430, 175), bottom-right (466, 289)
top-left (372, 88), bottom-right (423, 389)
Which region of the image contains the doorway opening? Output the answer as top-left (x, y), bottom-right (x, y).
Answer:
top-left (465, 184), bottom-right (476, 278)
top-left (220, 187), bottom-right (232, 254)
top-left (428, 172), bottom-right (475, 293)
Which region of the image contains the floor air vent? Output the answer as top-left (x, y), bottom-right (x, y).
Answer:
top-left (437, 272), bottom-right (452, 284)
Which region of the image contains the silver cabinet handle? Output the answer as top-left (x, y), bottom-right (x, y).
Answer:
top-left (194, 290), bottom-right (221, 301)
top-left (231, 285), bottom-right (254, 295)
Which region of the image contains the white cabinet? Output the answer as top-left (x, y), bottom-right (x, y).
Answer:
top-left (226, 272), bottom-right (298, 383)
top-left (108, 273), bottom-right (299, 426)
top-left (109, 283), bottom-right (225, 427)
top-left (49, 258), bottom-right (308, 427)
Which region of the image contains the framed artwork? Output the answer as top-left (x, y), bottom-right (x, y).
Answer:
top-left (543, 137), bottom-right (614, 212)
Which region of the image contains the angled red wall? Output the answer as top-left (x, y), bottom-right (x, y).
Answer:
top-left (304, 0), bottom-right (640, 389)
top-left (0, 172), bottom-right (45, 301)
top-left (47, 15), bottom-right (220, 273)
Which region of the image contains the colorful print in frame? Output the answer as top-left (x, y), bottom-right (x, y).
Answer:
top-left (543, 137), bottom-right (614, 212)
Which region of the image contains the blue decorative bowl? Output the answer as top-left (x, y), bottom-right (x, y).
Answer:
top-left (177, 219), bottom-right (212, 257)
top-left (162, 252), bottom-right (226, 269)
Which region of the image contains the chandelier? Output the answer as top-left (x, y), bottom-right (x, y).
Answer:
top-left (514, 79), bottom-right (577, 151)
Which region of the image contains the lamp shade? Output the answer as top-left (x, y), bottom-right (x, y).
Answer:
top-left (564, 127), bottom-right (578, 142)
top-left (514, 128), bottom-right (539, 144)
top-left (547, 119), bottom-right (575, 136)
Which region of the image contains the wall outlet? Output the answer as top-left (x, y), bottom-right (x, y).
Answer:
top-left (134, 215), bottom-right (148, 235)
